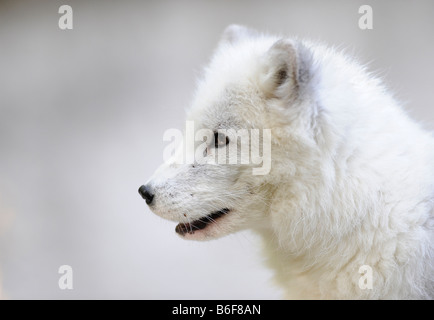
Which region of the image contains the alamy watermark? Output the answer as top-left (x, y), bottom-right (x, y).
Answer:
top-left (359, 5), bottom-right (373, 30)
top-left (58, 265), bottom-right (73, 290)
top-left (163, 121), bottom-right (271, 175)
top-left (358, 265), bottom-right (373, 290)
top-left (58, 5), bottom-right (73, 30)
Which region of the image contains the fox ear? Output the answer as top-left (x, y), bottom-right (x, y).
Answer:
top-left (260, 39), bottom-right (311, 100)
top-left (219, 24), bottom-right (257, 46)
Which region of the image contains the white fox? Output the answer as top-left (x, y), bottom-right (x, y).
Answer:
top-left (140, 25), bottom-right (434, 299)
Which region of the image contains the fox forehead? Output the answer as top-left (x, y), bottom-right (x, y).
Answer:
top-left (187, 84), bottom-right (270, 132)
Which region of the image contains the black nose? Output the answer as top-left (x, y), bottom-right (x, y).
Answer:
top-left (138, 185), bottom-right (154, 205)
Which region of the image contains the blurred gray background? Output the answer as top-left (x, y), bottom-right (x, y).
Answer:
top-left (0, 0), bottom-right (433, 299)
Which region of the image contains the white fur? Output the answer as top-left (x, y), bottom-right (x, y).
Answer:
top-left (145, 25), bottom-right (434, 299)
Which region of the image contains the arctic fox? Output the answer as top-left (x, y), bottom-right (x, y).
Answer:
top-left (139, 25), bottom-right (434, 299)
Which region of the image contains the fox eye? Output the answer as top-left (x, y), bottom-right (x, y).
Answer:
top-left (214, 132), bottom-right (229, 148)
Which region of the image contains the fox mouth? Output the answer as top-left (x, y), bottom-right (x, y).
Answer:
top-left (175, 208), bottom-right (231, 236)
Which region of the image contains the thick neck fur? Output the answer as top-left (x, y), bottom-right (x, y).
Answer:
top-left (254, 44), bottom-right (434, 299)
